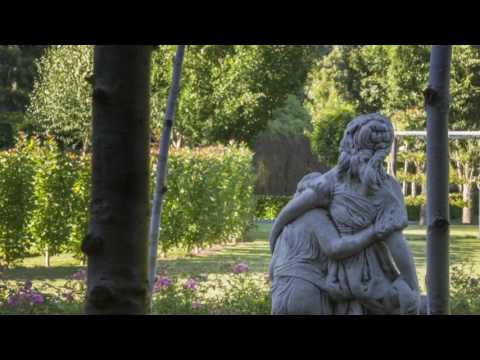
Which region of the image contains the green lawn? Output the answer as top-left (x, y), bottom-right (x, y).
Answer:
top-left (2, 224), bottom-right (479, 293)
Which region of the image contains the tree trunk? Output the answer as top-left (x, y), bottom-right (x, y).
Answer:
top-left (462, 182), bottom-right (473, 224)
top-left (425, 45), bottom-right (452, 315)
top-left (402, 160), bottom-right (408, 195)
top-left (411, 180), bottom-right (417, 197)
top-left (44, 247), bottom-right (50, 268)
top-left (148, 46), bottom-right (185, 304)
top-left (389, 136), bottom-right (397, 177)
top-left (82, 46), bottom-right (152, 315)
top-left (420, 182), bottom-right (427, 225)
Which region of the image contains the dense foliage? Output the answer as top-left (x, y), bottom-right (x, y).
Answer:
top-left (156, 145), bottom-right (256, 252)
top-left (0, 138), bottom-right (256, 266)
top-left (0, 45), bottom-right (47, 113)
top-left (26, 45), bottom-right (322, 151)
top-left (0, 136), bottom-right (36, 266)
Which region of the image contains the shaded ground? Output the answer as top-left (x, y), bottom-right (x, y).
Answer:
top-left (2, 224), bottom-right (479, 292)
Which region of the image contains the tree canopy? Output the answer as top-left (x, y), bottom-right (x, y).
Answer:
top-left (26, 45), bottom-right (323, 150)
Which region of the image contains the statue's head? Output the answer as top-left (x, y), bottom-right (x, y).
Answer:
top-left (337, 113), bottom-right (394, 191)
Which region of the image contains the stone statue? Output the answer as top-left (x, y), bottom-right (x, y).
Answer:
top-left (269, 113), bottom-right (424, 315)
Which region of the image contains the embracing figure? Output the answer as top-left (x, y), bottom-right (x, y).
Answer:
top-left (269, 113), bottom-right (423, 315)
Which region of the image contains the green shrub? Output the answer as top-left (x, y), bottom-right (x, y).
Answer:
top-left (67, 154), bottom-right (91, 261)
top-left (450, 264), bottom-right (480, 315)
top-left (255, 195), bottom-right (291, 221)
top-left (156, 145), bottom-right (256, 253)
top-left (0, 135), bottom-right (37, 266)
top-left (26, 137), bottom-right (77, 265)
top-left (0, 141), bottom-right (255, 264)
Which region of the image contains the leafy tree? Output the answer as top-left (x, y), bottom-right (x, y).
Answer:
top-left (152, 45), bottom-right (322, 147)
top-left (0, 135), bottom-right (36, 267)
top-left (27, 45), bottom-right (321, 150)
top-left (0, 45), bottom-right (47, 113)
top-left (27, 137), bottom-right (77, 267)
top-left (26, 45), bottom-right (94, 152)
top-left (264, 94), bottom-right (312, 137)
top-left (0, 45), bottom-right (47, 148)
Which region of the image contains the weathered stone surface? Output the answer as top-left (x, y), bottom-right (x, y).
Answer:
top-left (269, 114), bottom-right (423, 315)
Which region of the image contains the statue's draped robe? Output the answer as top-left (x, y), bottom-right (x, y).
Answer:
top-left (270, 172), bottom-right (418, 315)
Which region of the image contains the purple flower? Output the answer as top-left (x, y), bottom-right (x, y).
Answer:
top-left (191, 302), bottom-right (202, 310)
top-left (30, 293), bottom-right (44, 305)
top-left (183, 278), bottom-right (197, 292)
top-left (72, 269), bottom-right (87, 281)
top-left (154, 276), bottom-right (172, 293)
top-left (7, 295), bottom-right (19, 307)
top-left (233, 262), bottom-right (249, 274)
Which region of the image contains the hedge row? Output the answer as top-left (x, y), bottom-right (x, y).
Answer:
top-left (152, 146), bottom-right (256, 253)
top-left (255, 195), bottom-right (472, 223)
top-left (0, 137), bottom-right (256, 267)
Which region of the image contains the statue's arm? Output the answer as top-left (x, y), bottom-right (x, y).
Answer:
top-left (381, 177), bottom-right (420, 291)
top-left (310, 210), bottom-right (378, 261)
top-left (269, 189), bottom-right (321, 252)
top-left (384, 231), bottom-right (420, 292)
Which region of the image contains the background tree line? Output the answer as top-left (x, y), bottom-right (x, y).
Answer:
top-left (305, 45), bottom-right (480, 224)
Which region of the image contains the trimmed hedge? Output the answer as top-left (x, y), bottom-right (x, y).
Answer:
top-left (0, 138), bottom-right (256, 266)
top-left (154, 146), bottom-right (256, 253)
top-left (0, 135), bottom-right (36, 266)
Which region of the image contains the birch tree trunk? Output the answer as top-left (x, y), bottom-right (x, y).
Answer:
top-left (462, 182), bottom-right (473, 224)
top-left (148, 46), bottom-right (186, 301)
top-left (82, 46), bottom-right (152, 315)
top-left (425, 45), bottom-right (452, 315)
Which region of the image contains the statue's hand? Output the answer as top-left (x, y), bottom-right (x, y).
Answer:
top-left (374, 209), bottom-right (408, 240)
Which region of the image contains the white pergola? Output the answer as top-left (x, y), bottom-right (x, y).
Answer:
top-left (389, 130), bottom-right (480, 235)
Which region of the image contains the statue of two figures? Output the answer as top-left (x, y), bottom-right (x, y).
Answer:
top-left (269, 113), bottom-right (427, 315)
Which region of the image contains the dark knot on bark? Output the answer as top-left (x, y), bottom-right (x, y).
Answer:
top-left (424, 86), bottom-right (438, 106)
top-left (81, 233), bottom-right (104, 256)
top-left (430, 216), bottom-right (450, 230)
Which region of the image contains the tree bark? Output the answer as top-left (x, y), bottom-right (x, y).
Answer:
top-left (462, 182), bottom-right (473, 224)
top-left (389, 136), bottom-right (397, 177)
top-left (44, 247), bottom-right (50, 268)
top-left (148, 46), bottom-right (185, 303)
top-left (82, 46), bottom-right (152, 315)
top-left (420, 182), bottom-right (427, 225)
top-left (425, 45), bottom-right (452, 315)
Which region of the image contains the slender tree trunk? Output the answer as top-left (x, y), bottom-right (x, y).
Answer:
top-left (44, 247), bottom-right (50, 268)
top-left (411, 178), bottom-right (417, 197)
top-left (148, 46), bottom-right (186, 302)
top-left (425, 45), bottom-right (452, 315)
top-left (82, 46), bottom-right (152, 315)
top-left (462, 182), bottom-right (473, 224)
top-left (389, 136), bottom-right (397, 177)
top-left (402, 160), bottom-right (408, 195)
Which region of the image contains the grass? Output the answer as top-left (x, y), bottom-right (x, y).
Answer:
top-left (2, 224), bottom-right (479, 294)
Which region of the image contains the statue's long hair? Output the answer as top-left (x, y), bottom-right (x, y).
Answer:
top-left (337, 113), bottom-right (394, 192)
